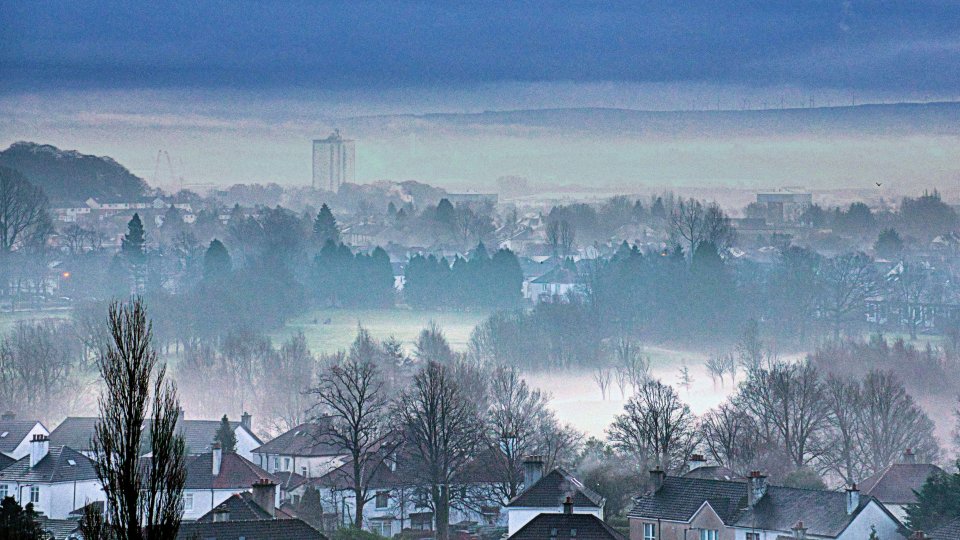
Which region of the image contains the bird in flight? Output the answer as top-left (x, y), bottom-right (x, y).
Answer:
top-left (876, 182), bottom-right (883, 187)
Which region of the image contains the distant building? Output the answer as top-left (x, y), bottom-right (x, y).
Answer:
top-left (312, 130), bottom-right (355, 192)
top-left (859, 449), bottom-right (944, 522)
top-left (446, 192), bottom-right (499, 206)
top-left (755, 190), bottom-right (812, 224)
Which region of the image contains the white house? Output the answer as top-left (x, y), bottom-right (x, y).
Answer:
top-left (859, 450), bottom-right (944, 522)
top-left (0, 435), bottom-right (104, 519)
top-left (252, 421), bottom-right (347, 479)
top-left (0, 413), bottom-right (49, 460)
top-left (182, 445), bottom-right (280, 521)
top-left (505, 456), bottom-right (605, 536)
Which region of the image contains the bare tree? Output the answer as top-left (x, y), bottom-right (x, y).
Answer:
top-left (546, 219), bottom-right (575, 258)
top-left (0, 167), bottom-right (50, 253)
top-left (309, 329), bottom-right (397, 529)
top-left (737, 361), bottom-right (830, 468)
top-left (670, 198), bottom-right (735, 258)
top-left (0, 320), bottom-right (85, 424)
top-left (700, 401), bottom-right (763, 475)
top-left (887, 262), bottom-right (932, 339)
top-left (92, 298), bottom-right (187, 540)
top-left (396, 361), bottom-right (484, 540)
top-left (593, 367), bottom-right (612, 399)
top-left (486, 365), bottom-right (552, 500)
top-left (261, 332), bottom-right (315, 433)
top-left (819, 252), bottom-right (882, 339)
top-left (705, 355), bottom-right (725, 387)
top-left (822, 374), bottom-right (865, 485)
top-left (608, 379), bottom-right (699, 473)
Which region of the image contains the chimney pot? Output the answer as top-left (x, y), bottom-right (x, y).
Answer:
top-left (241, 412), bottom-right (252, 431)
top-left (687, 453), bottom-right (707, 472)
top-left (902, 448), bottom-right (917, 464)
top-left (562, 496), bottom-right (573, 515)
top-left (649, 467), bottom-right (665, 492)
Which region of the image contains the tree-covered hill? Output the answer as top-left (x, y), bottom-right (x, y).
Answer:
top-left (0, 141), bottom-right (150, 203)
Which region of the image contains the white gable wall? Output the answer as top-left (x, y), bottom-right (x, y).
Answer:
top-left (507, 505), bottom-right (602, 536)
top-left (4, 422), bottom-right (49, 459)
top-left (837, 501), bottom-right (904, 540)
top-left (234, 427), bottom-right (261, 462)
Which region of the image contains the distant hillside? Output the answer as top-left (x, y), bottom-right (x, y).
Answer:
top-left (0, 142), bottom-right (150, 204)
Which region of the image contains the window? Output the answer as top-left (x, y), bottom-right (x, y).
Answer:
top-left (699, 530), bottom-right (718, 540)
top-left (273, 457), bottom-right (280, 471)
top-left (284, 458), bottom-right (291, 471)
top-left (375, 491), bottom-right (389, 509)
top-left (643, 523), bottom-right (656, 540)
top-left (301, 466), bottom-right (308, 478)
top-left (29, 486), bottom-right (39, 504)
top-left (370, 521), bottom-right (391, 537)
top-left (184, 493), bottom-right (194, 511)
top-left (746, 534), bottom-right (760, 540)
top-left (0, 485), bottom-right (6, 498)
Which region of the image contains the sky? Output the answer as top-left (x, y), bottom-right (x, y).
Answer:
top-left (2, 1), bottom-right (960, 190)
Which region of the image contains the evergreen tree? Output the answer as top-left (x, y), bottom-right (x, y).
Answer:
top-left (0, 497), bottom-right (47, 540)
top-left (297, 487), bottom-right (325, 530)
top-left (214, 414), bottom-right (238, 452)
top-left (122, 213), bottom-right (146, 263)
top-left (313, 204), bottom-right (340, 245)
top-left (905, 461), bottom-right (960, 532)
top-left (203, 239), bottom-right (232, 280)
top-left (874, 228), bottom-right (904, 259)
top-left (435, 198), bottom-right (455, 224)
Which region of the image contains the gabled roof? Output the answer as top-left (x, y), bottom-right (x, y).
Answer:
top-left (509, 512), bottom-right (625, 540)
top-left (38, 517), bottom-right (80, 540)
top-left (629, 476), bottom-right (895, 539)
top-left (50, 417), bottom-right (260, 455)
top-left (0, 453), bottom-right (15, 471)
top-left (530, 264), bottom-right (581, 285)
top-left (252, 422), bottom-right (344, 457)
top-left (929, 516), bottom-right (960, 540)
top-left (507, 467), bottom-right (605, 509)
top-left (0, 446), bottom-right (98, 483)
top-left (185, 451), bottom-right (279, 490)
top-left (197, 491), bottom-right (294, 522)
top-left (177, 518), bottom-right (325, 540)
top-left (859, 463), bottom-right (944, 505)
top-left (0, 420), bottom-right (44, 454)
top-left (274, 471), bottom-right (310, 492)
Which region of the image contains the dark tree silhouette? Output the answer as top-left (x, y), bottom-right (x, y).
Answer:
top-left (203, 239), bottom-right (231, 280)
top-left (313, 203), bottom-right (340, 245)
top-left (214, 414), bottom-right (237, 452)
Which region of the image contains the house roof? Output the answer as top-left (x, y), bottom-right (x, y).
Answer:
top-left (683, 466), bottom-right (744, 482)
top-left (274, 471), bottom-right (310, 492)
top-left (629, 476), bottom-right (892, 538)
top-left (38, 517), bottom-right (80, 540)
top-left (177, 518), bottom-right (326, 540)
top-left (859, 463), bottom-right (944, 505)
top-left (0, 420), bottom-right (44, 454)
top-left (0, 453), bottom-right (15, 471)
top-left (0, 446), bottom-right (98, 483)
top-left (530, 264), bottom-right (581, 285)
top-left (198, 491), bottom-right (294, 522)
top-left (509, 512), bottom-right (625, 540)
top-left (252, 422), bottom-right (344, 458)
top-left (929, 516), bottom-right (960, 540)
top-left (507, 467), bottom-right (605, 509)
top-left (50, 417), bottom-right (260, 455)
top-left (185, 451), bottom-right (279, 490)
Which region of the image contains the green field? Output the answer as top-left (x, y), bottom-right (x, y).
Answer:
top-left (272, 308), bottom-right (491, 355)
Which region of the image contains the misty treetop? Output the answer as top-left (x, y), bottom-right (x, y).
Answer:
top-left (404, 243), bottom-right (523, 310)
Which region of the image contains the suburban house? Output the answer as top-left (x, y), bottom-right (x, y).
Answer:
top-left (274, 470), bottom-right (311, 506)
top-left (928, 516), bottom-right (960, 540)
top-left (182, 444), bottom-right (281, 521)
top-left (50, 412), bottom-right (262, 461)
top-left (177, 518), bottom-right (326, 540)
top-left (505, 456), bottom-right (605, 536)
top-left (524, 261), bottom-right (584, 303)
top-left (859, 449), bottom-right (944, 522)
top-left (628, 470), bottom-right (904, 540)
top-left (509, 498), bottom-right (625, 540)
top-left (0, 413), bottom-right (49, 460)
top-left (197, 483), bottom-right (294, 522)
top-left (0, 435), bottom-right (104, 519)
top-left (251, 421), bottom-right (347, 479)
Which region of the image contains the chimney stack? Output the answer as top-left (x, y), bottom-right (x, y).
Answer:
top-left (522, 455), bottom-right (545, 490)
top-left (792, 521), bottom-right (808, 540)
top-left (562, 496), bottom-right (573, 515)
top-left (649, 466), bottom-right (665, 492)
top-left (846, 484), bottom-right (860, 514)
top-left (902, 448), bottom-right (916, 464)
top-left (241, 412), bottom-right (252, 432)
top-left (212, 442), bottom-right (222, 476)
top-left (747, 471), bottom-right (768, 507)
top-left (29, 434), bottom-right (49, 468)
top-left (252, 479), bottom-right (277, 517)
top-left (687, 453), bottom-right (707, 472)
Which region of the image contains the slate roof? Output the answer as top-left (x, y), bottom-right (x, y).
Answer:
top-left (197, 491), bottom-right (294, 522)
top-left (929, 516), bottom-right (960, 540)
top-left (0, 453), bottom-right (15, 471)
top-left (507, 467), bottom-right (605, 509)
top-left (859, 463), bottom-right (944, 505)
top-left (0, 446), bottom-right (97, 483)
top-left (177, 518), bottom-right (326, 540)
top-left (38, 517), bottom-right (80, 540)
top-left (252, 422), bottom-right (344, 457)
top-left (185, 451), bottom-right (279, 490)
top-left (509, 512), bottom-right (625, 540)
top-left (629, 476), bottom-right (896, 539)
top-left (0, 420), bottom-right (44, 454)
top-left (275, 471), bottom-right (310, 492)
top-left (683, 466), bottom-right (744, 482)
top-left (50, 417), bottom-right (260, 455)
